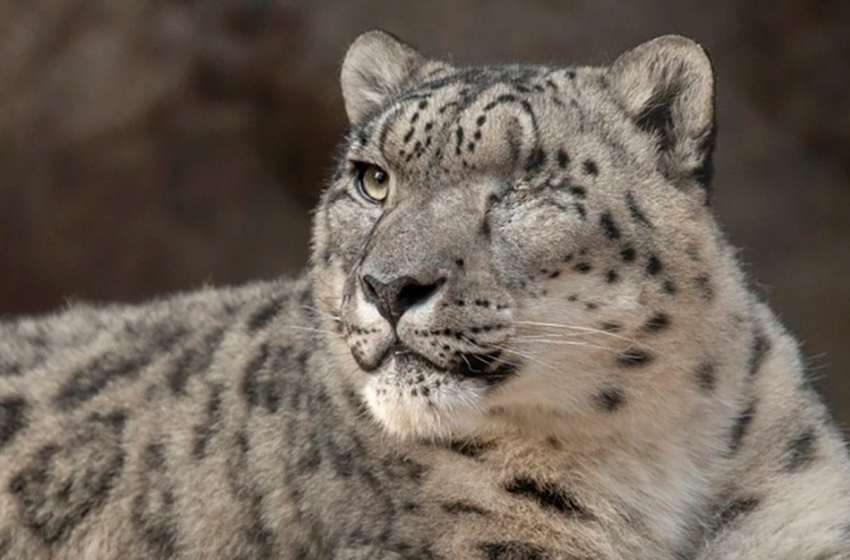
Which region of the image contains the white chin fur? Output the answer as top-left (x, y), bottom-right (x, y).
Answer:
top-left (362, 372), bottom-right (488, 440)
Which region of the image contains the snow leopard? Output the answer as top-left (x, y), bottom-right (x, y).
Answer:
top-left (1, 30), bottom-right (848, 560)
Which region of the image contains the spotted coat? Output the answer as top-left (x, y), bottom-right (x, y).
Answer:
top-left (1, 31), bottom-right (849, 560)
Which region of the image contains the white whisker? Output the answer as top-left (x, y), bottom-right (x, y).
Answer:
top-left (515, 320), bottom-right (637, 343)
top-left (485, 343), bottom-right (570, 378)
top-left (513, 338), bottom-right (618, 354)
top-left (302, 304), bottom-right (341, 322)
top-left (281, 325), bottom-right (339, 337)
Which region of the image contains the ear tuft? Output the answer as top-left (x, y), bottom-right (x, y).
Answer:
top-left (610, 35), bottom-right (716, 198)
top-left (341, 31), bottom-right (428, 125)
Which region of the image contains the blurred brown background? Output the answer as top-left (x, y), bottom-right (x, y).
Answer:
top-left (0, 0), bottom-right (848, 425)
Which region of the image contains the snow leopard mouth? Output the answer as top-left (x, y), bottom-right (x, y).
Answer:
top-left (379, 344), bottom-right (518, 385)
top-left (362, 344), bottom-right (518, 439)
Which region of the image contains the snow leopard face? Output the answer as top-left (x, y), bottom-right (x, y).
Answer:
top-left (312, 31), bottom-right (722, 439)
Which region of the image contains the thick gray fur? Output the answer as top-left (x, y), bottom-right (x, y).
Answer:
top-left (1, 31), bottom-right (848, 559)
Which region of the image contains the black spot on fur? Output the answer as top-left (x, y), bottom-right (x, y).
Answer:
top-left (556, 149), bottom-right (570, 169)
top-left (582, 159), bottom-right (598, 176)
top-left (646, 254), bottom-right (663, 276)
top-left (599, 212), bottom-right (621, 240)
top-left (620, 246), bottom-right (636, 262)
top-left (0, 396), bottom-right (27, 451)
top-left (574, 262), bottom-right (592, 274)
top-left (454, 127), bottom-right (465, 156)
top-left (712, 496), bottom-right (760, 534)
top-left (248, 298), bottom-right (285, 332)
top-left (616, 349), bottom-right (653, 367)
top-left (569, 186), bottom-right (586, 198)
top-left (479, 541), bottom-right (548, 560)
top-left (695, 362), bottom-right (717, 392)
top-left (441, 501), bottom-right (490, 515)
top-left (480, 217), bottom-right (491, 239)
top-left (748, 332), bottom-right (771, 377)
top-left (606, 270), bottom-right (619, 283)
top-left (595, 387), bottom-right (625, 412)
top-left (783, 427), bottom-right (817, 473)
top-left (573, 202), bottom-right (587, 219)
top-left (505, 477), bottom-right (591, 519)
top-left (643, 312), bottom-right (670, 332)
top-left (625, 192), bottom-right (653, 228)
top-left (728, 401), bottom-right (756, 455)
top-left (525, 148), bottom-right (546, 172)
top-left (441, 439), bottom-right (495, 459)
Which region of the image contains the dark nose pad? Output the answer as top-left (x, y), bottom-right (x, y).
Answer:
top-left (361, 274), bottom-right (445, 326)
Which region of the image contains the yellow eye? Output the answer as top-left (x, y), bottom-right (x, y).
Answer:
top-left (357, 164), bottom-right (390, 203)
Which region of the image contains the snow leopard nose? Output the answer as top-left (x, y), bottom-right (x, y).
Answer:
top-left (360, 274), bottom-right (446, 327)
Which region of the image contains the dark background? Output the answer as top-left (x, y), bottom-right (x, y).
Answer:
top-left (1, 1), bottom-right (848, 425)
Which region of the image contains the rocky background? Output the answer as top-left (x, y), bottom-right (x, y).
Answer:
top-left (1, 0), bottom-right (848, 424)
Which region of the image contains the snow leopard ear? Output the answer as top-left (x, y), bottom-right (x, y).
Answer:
top-left (341, 31), bottom-right (429, 125)
top-left (610, 35), bottom-right (717, 201)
